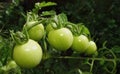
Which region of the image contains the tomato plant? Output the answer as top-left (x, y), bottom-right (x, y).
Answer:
top-left (71, 35), bottom-right (89, 53)
top-left (0, 1), bottom-right (120, 74)
top-left (48, 28), bottom-right (73, 51)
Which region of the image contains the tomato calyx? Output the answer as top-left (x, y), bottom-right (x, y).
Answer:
top-left (24, 12), bottom-right (43, 30)
top-left (10, 28), bottom-right (29, 45)
top-left (24, 21), bottom-right (41, 31)
top-left (46, 13), bottom-right (68, 30)
top-left (66, 22), bottom-right (90, 37)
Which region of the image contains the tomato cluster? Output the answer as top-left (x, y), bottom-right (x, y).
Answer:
top-left (9, 2), bottom-right (97, 69)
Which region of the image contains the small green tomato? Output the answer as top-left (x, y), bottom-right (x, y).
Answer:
top-left (85, 41), bottom-right (97, 55)
top-left (71, 35), bottom-right (89, 53)
top-left (28, 23), bottom-right (44, 41)
top-left (48, 28), bottom-right (73, 51)
top-left (46, 23), bottom-right (55, 33)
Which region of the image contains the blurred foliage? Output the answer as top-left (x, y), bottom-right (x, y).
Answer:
top-left (0, 0), bottom-right (25, 36)
top-left (0, 0), bottom-right (120, 74)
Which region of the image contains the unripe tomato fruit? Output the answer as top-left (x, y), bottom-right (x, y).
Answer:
top-left (28, 23), bottom-right (44, 41)
top-left (85, 41), bottom-right (97, 55)
top-left (71, 35), bottom-right (89, 53)
top-left (13, 39), bottom-right (43, 68)
top-left (48, 28), bottom-right (73, 51)
top-left (46, 23), bottom-right (55, 33)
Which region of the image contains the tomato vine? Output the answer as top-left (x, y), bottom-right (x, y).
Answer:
top-left (0, 0), bottom-right (120, 74)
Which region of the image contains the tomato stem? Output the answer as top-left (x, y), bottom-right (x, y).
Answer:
top-left (52, 56), bottom-right (120, 61)
top-left (10, 29), bottom-right (29, 45)
top-left (65, 22), bottom-right (78, 36)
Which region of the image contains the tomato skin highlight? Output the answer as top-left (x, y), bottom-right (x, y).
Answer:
top-left (85, 41), bottom-right (97, 55)
top-left (48, 28), bottom-right (73, 51)
top-left (13, 39), bottom-right (43, 68)
top-left (28, 24), bottom-right (44, 41)
top-left (71, 35), bottom-right (89, 53)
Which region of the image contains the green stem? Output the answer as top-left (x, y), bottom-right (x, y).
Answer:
top-left (53, 56), bottom-right (118, 73)
top-left (90, 58), bottom-right (95, 72)
top-left (77, 24), bottom-right (83, 35)
top-left (24, 19), bottom-right (45, 31)
top-left (103, 49), bottom-right (117, 73)
top-left (42, 32), bottom-right (47, 54)
top-left (10, 29), bottom-right (29, 45)
top-left (65, 22), bottom-right (78, 36)
top-left (52, 56), bottom-right (120, 61)
top-left (104, 60), bottom-right (116, 73)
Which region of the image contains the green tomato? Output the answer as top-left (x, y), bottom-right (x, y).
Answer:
top-left (48, 28), bottom-right (73, 51)
top-left (13, 39), bottom-right (43, 68)
top-left (46, 23), bottom-right (55, 33)
top-left (71, 35), bottom-right (89, 53)
top-left (28, 23), bottom-right (44, 41)
top-left (85, 41), bottom-right (97, 55)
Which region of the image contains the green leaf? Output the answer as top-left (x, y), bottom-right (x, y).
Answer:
top-left (78, 23), bottom-right (90, 36)
top-left (75, 23), bottom-right (90, 36)
top-left (82, 26), bottom-right (90, 35)
top-left (26, 12), bottom-right (39, 22)
top-left (32, 2), bottom-right (56, 14)
top-left (10, 30), bottom-right (29, 45)
top-left (57, 13), bottom-right (68, 27)
top-left (41, 10), bottom-right (56, 16)
top-left (35, 2), bottom-right (56, 10)
top-left (40, 2), bottom-right (56, 8)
